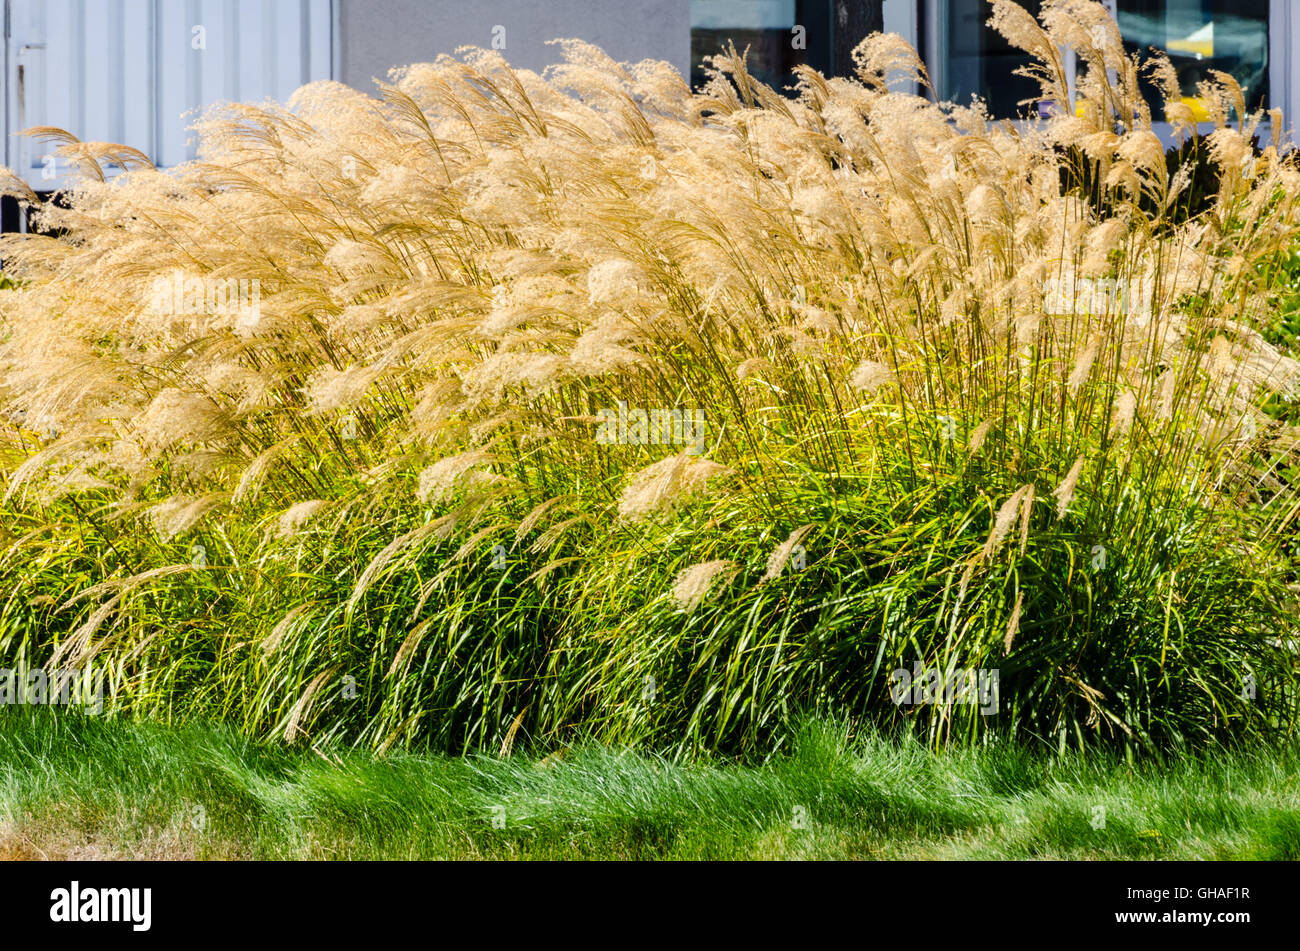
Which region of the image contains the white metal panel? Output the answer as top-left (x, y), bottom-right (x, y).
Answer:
top-left (84, 1), bottom-right (115, 144)
top-left (6, 0), bottom-right (334, 189)
top-left (154, 0), bottom-right (191, 170)
top-left (1270, 0), bottom-right (1299, 142)
top-left (122, 0), bottom-right (156, 155)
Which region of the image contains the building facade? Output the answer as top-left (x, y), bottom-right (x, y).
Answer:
top-left (1, 0), bottom-right (1296, 195)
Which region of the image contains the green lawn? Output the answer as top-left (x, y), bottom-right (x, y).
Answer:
top-left (2, 710), bottom-right (1297, 860)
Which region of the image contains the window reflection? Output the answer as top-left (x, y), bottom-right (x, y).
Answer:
top-left (938, 0), bottom-right (1269, 123)
top-left (1116, 0), bottom-right (1269, 121)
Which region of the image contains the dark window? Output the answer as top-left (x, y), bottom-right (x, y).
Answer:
top-left (939, 0), bottom-right (1046, 118)
top-left (690, 1), bottom-right (837, 91)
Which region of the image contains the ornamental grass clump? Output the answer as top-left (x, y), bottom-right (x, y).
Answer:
top-left (1, 0), bottom-right (1298, 755)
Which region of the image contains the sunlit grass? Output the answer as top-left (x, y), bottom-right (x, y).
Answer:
top-left (1, 1), bottom-right (1299, 757)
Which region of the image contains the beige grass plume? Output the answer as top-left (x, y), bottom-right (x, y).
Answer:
top-left (1051, 457), bottom-right (1086, 518)
top-left (278, 500), bottom-right (328, 538)
top-left (671, 559), bottom-right (738, 610)
top-left (761, 524), bottom-right (814, 582)
top-left (618, 454), bottom-right (732, 521)
top-left (983, 485), bottom-right (1035, 564)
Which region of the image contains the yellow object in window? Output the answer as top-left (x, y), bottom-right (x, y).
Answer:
top-left (1166, 22), bottom-right (1214, 60)
top-left (1176, 96), bottom-right (1211, 123)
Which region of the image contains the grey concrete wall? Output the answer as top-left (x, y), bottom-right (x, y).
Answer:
top-left (339, 0), bottom-right (692, 93)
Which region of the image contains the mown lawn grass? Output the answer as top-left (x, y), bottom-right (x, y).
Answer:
top-left (1, 709), bottom-right (1297, 860)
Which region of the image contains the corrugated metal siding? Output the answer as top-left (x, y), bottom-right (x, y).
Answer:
top-left (5, 0), bottom-right (334, 189)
